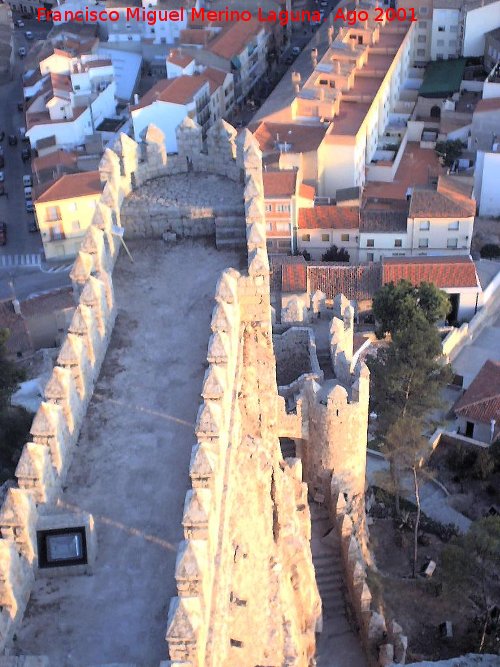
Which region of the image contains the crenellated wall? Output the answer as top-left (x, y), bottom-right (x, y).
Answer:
top-left (0, 118), bottom-right (322, 664)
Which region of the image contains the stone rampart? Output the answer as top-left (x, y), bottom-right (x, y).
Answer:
top-left (0, 119), bottom-right (321, 664)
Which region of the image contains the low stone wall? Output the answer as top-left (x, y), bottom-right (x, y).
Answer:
top-left (328, 479), bottom-right (408, 667)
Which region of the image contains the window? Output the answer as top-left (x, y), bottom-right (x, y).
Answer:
top-left (448, 220), bottom-right (459, 230)
top-left (449, 40), bottom-right (457, 47)
top-left (265, 204), bottom-right (272, 212)
top-left (276, 222), bottom-right (290, 232)
top-left (276, 204), bottom-right (290, 213)
top-left (319, 79), bottom-right (328, 85)
top-left (419, 238), bottom-right (429, 248)
top-left (68, 202), bottom-right (77, 212)
top-left (367, 252), bottom-right (374, 262)
top-left (322, 234), bottom-right (329, 242)
top-left (418, 35), bottom-right (427, 43)
top-left (46, 206), bottom-right (61, 222)
top-left (301, 234), bottom-right (310, 242)
top-left (419, 20), bottom-right (427, 28)
top-left (438, 25), bottom-right (445, 32)
top-left (74, 84), bottom-right (80, 91)
top-left (394, 239), bottom-right (402, 247)
top-left (437, 39), bottom-right (445, 46)
top-left (419, 220), bottom-right (430, 231)
top-left (447, 238), bottom-right (458, 248)
top-left (450, 25), bottom-right (458, 32)
top-left (419, 6), bottom-right (428, 14)
top-left (71, 220), bottom-right (81, 233)
top-left (366, 239), bottom-right (374, 247)
top-left (436, 53), bottom-right (444, 60)
top-left (266, 222), bottom-right (273, 231)
top-left (341, 233), bottom-right (349, 242)
top-left (417, 49), bottom-right (426, 56)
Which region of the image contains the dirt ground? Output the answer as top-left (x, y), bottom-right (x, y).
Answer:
top-left (471, 217), bottom-right (500, 256)
top-left (369, 518), bottom-right (478, 662)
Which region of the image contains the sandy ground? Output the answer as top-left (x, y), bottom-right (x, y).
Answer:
top-left (13, 240), bottom-right (243, 666)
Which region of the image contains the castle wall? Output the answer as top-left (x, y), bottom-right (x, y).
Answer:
top-left (0, 120), bottom-right (321, 665)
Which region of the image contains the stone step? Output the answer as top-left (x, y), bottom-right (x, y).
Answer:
top-left (215, 238), bottom-right (247, 250)
top-left (214, 216), bottom-right (246, 228)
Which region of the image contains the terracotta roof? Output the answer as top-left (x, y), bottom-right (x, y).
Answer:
top-left (298, 206), bottom-right (359, 230)
top-left (475, 98), bottom-right (500, 114)
top-left (34, 170), bottom-right (102, 203)
top-left (454, 360), bottom-right (500, 428)
top-left (382, 256), bottom-right (479, 289)
top-left (167, 49), bottom-right (194, 68)
top-left (308, 263), bottom-right (382, 301)
top-left (409, 183), bottom-right (476, 219)
top-left (263, 170), bottom-right (297, 198)
top-left (131, 76), bottom-right (208, 110)
top-left (32, 150), bottom-right (78, 174)
top-left (282, 262), bottom-right (307, 293)
top-left (203, 66), bottom-right (227, 89)
top-left (360, 205), bottom-right (409, 233)
top-left (208, 19), bottom-right (263, 60)
top-left (299, 183), bottom-right (315, 200)
top-left (179, 28), bottom-right (212, 46)
top-left (270, 255), bottom-right (306, 294)
top-left (253, 122), bottom-right (328, 155)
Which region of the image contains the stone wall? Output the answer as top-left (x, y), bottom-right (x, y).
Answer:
top-left (0, 119), bottom-right (322, 664)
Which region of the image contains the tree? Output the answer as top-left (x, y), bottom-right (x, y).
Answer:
top-left (367, 313), bottom-right (452, 432)
top-left (372, 280), bottom-right (451, 339)
top-left (480, 244), bottom-right (500, 259)
top-left (0, 329), bottom-right (25, 412)
top-left (435, 139), bottom-right (464, 167)
top-left (321, 245), bottom-right (350, 262)
top-left (382, 415), bottom-right (428, 575)
top-left (441, 517), bottom-right (500, 653)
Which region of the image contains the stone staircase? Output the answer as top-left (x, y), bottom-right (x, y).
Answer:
top-left (215, 215), bottom-right (247, 249)
top-left (311, 503), bottom-right (368, 667)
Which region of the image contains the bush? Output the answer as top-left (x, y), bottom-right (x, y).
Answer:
top-left (321, 245), bottom-right (350, 262)
top-left (471, 450), bottom-right (495, 480)
top-left (0, 407), bottom-right (32, 483)
top-left (480, 244), bottom-right (500, 259)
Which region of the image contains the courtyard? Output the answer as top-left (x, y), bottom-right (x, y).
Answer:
top-left (13, 240), bottom-right (243, 666)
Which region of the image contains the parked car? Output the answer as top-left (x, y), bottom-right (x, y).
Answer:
top-left (0, 222), bottom-right (6, 245)
top-left (18, 47), bottom-right (26, 57)
top-left (23, 174), bottom-right (32, 187)
top-left (292, 46), bottom-right (301, 55)
top-left (16, 19), bottom-right (24, 27)
top-left (24, 186), bottom-right (32, 199)
top-left (21, 12), bottom-right (32, 19)
top-left (28, 219), bottom-right (38, 233)
top-left (21, 147), bottom-right (31, 161)
top-left (25, 199), bottom-right (34, 213)
top-left (8, 135), bottom-right (17, 146)
top-left (17, 102), bottom-right (24, 112)
top-left (25, 31), bottom-right (33, 40)
top-left (0, 172), bottom-right (4, 183)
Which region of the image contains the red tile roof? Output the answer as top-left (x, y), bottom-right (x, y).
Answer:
top-left (34, 170), bottom-right (102, 203)
top-left (454, 360), bottom-right (500, 427)
top-left (131, 76), bottom-right (208, 110)
top-left (299, 183), bottom-right (315, 200)
top-left (298, 206), bottom-right (359, 230)
top-left (409, 178), bottom-right (476, 218)
top-left (167, 49), bottom-right (194, 68)
top-left (263, 170), bottom-right (297, 198)
top-left (382, 256), bottom-right (479, 289)
top-left (308, 263), bottom-right (382, 301)
top-left (208, 19), bottom-right (263, 60)
top-left (474, 98), bottom-right (500, 113)
top-left (282, 263), bottom-right (307, 293)
top-left (253, 122), bottom-right (327, 154)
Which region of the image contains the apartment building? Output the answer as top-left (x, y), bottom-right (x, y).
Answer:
top-left (131, 75), bottom-right (212, 152)
top-left (33, 171), bottom-right (104, 259)
top-left (25, 52), bottom-right (117, 151)
top-left (252, 6), bottom-right (418, 198)
top-left (471, 96), bottom-right (500, 215)
top-left (295, 174), bottom-right (475, 261)
top-left (484, 28), bottom-right (500, 72)
top-left (167, 50), bottom-right (235, 120)
top-left (263, 169), bottom-right (314, 254)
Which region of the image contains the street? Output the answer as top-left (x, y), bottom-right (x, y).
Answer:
top-left (0, 14), bottom-right (72, 299)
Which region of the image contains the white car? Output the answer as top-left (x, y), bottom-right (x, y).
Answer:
top-left (0, 172), bottom-right (4, 183)
top-left (18, 47), bottom-right (26, 57)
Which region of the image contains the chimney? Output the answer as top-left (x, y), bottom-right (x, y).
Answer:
top-left (134, 93), bottom-right (139, 104)
top-left (328, 26), bottom-right (334, 45)
top-left (311, 48), bottom-right (318, 68)
top-left (292, 71), bottom-right (301, 94)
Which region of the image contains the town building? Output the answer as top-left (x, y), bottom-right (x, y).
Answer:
top-left (471, 95), bottom-right (500, 216)
top-left (251, 6), bottom-right (419, 198)
top-left (263, 169), bottom-right (314, 254)
top-left (454, 359), bottom-right (500, 443)
top-left (25, 52), bottom-right (118, 151)
top-left (296, 205), bottom-right (360, 261)
top-left (484, 27), bottom-right (500, 71)
top-left (33, 171), bottom-right (103, 259)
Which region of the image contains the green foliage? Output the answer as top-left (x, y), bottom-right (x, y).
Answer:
top-left (372, 280), bottom-right (451, 339)
top-left (321, 245), bottom-right (350, 262)
top-left (480, 244), bottom-right (500, 259)
top-left (301, 249), bottom-right (311, 261)
top-left (471, 450), bottom-right (496, 481)
top-left (0, 329), bottom-right (25, 412)
top-left (0, 408), bottom-right (32, 483)
top-left (435, 139), bottom-right (464, 167)
top-left (367, 314), bottom-right (452, 432)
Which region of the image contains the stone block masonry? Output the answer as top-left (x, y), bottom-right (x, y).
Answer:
top-left (0, 119), bottom-right (322, 666)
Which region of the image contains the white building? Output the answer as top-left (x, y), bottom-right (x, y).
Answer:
top-left (25, 52), bottom-right (117, 150)
top-left (471, 96), bottom-right (500, 216)
top-left (131, 76), bottom-right (211, 153)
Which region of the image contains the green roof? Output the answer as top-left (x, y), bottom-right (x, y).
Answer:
top-left (419, 58), bottom-right (467, 98)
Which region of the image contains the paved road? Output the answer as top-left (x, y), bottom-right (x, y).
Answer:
top-left (0, 13), bottom-right (51, 259)
top-left (0, 265), bottom-right (71, 301)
